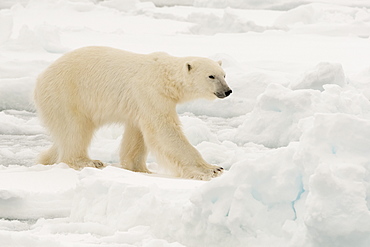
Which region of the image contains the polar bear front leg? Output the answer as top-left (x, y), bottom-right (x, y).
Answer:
top-left (120, 122), bottom-right (150, 173)
top-left (139, 116), bottom-right (223, 180)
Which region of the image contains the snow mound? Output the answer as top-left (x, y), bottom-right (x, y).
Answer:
top-left (181, 114), bottom-right (218, 145)
top-left (3, 24), bottom-right (67, 53)
top-left (69, 167), bottom-right (203, 239)
top-left (232, 73), bottom-right (370, 148)
top-left (69, 161), bottom-right (302, 246)
top-left (0, 78), bottom-right (35, 111)
top-left (189, 8), bottom-right (271, 35)
top-left (178, 144), bottom-right (302, 246)
top-left (233, 83), bottom-right (318, 148)
top-left (290, 62), bottom-right (346, 91)
top-left (0, 164), bottom-right (77, 219)
top-left (275, 3), bottom-right (370, 37)
top-left (275, 3), bottom-right (369, 26)
top-left (0, 110), bottom-right (42, 135)
top-left (296, 113), bottom-right (370, 246)
top-left (99, 0), bottom-right (140, 12)
top-left (184, 113), bottom-right (370, 246)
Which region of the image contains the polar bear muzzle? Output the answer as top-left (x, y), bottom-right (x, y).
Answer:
top-left (213, 76), bottom-right (232, 99)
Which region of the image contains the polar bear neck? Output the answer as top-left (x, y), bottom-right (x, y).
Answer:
top-left (150, 54), bottom-right (190, 104)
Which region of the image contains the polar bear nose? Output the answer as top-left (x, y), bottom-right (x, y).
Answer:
top-left (214, 89), bottom-right (232, 99)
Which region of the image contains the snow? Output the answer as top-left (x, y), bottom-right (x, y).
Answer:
top-left (1, 0), bottom-right (370, 246)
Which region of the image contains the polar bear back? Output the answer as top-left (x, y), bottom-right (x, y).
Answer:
top-left (35, 47), bottom-right (180, 125)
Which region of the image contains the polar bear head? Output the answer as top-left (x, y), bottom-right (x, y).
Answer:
top-left (184, 58), bottom-right (232, 101)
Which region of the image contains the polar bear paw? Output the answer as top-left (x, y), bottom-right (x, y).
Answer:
top-left (68, 159), bottom-right (106, 170)
top-left (182, 164), bottom-right (224, 181)
top-left (88, 160), bottom-right (106, 168)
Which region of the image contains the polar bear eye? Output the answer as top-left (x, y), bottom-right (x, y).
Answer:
top-left (209, 75), bottom-right (215, 79)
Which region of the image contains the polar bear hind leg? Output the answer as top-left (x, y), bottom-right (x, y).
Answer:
top-left (41, 113), bottom-right (105, 169)
top-left (59, 117), bottom-right (105, 169)
top-left (37, 144), bottom-right (59, 165)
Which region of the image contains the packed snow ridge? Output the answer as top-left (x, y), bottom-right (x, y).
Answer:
top-left (1, 0), bottom-right (370, 247)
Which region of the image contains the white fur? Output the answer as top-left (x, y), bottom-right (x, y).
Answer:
top-left (34, 46), bottom-right (231, 180)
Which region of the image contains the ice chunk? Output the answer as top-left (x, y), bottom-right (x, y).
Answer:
top-left (189, 8), bottom-right (271, 35)
top-left (233, 83), bottom-right (320, 148)
top-left (290, 62), bottom-right (346, 91)
top-left (295, 113), bottom-right (370, 246)
top-left (0, 77), bottom-right (35, 112)
top-left (181, 114), bottom-right (218, 145)
top-left (5, 24), bottom-right (67, 53)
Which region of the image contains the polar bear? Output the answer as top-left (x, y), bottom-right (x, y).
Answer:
top-left (34, 46), bottom-right (232, 180)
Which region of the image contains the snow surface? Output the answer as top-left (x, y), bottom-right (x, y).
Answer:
top-left (1, 0), bottom-right (370, 246)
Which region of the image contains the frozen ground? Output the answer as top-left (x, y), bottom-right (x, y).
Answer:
top-left (1, 0), bottom-right (370, 246)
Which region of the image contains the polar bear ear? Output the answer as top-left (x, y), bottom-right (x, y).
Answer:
top-left (186, 63), bottom-right (192, 72)
top-left (217, 60), bottom-right (222, 66)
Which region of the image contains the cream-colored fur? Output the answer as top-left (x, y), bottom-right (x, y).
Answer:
top-left (34, 46), bottom-right (232, 180)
